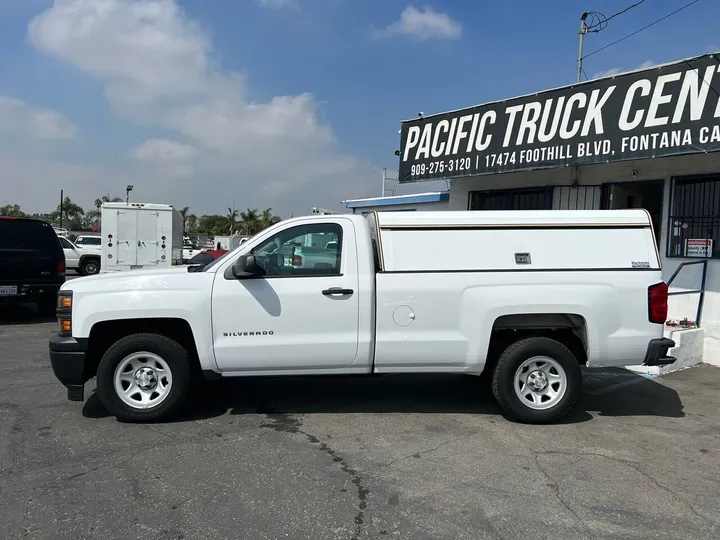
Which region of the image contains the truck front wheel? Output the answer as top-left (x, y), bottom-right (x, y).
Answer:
top-left (492, 337), bottom-right (582, 424)
top-left (96, 333), bottom-right (192, 422)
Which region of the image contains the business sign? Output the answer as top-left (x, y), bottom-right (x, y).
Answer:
top-left (399, 53), bottom-right (720, 183)
top-left (685, 238), bottom-right (713, 258)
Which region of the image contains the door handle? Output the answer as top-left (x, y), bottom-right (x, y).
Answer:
top-left (322, 287), bottom-right (354, 296)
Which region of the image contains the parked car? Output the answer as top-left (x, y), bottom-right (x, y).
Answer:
top-left (1, 216), bottom-right (65, 314)
top-left (48, 210), bottom-right (674, 423)
top-left (73, 235), bottom-right (101, 248)
top-left (185, 249), bottom-right (229, 267)
top-left (57, 236), bottom-right (101, 275)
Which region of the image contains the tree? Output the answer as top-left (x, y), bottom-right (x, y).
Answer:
top-left (94, 195), bottom-right (122, 209)
top-left (187, 214), bottom-right (198, 233)
top-left (261, 208), bottom-right (282, 227)
top-left (52, 197), bottom-right (85, 229)
top-left (239, 208), bottom-right (260, 235)
top-left (196, 214), bottom-right (229, 235)
top-left (0, 203), bottom-right (25, 217)
top-left (227, 207), bottom-right (240, 235)
top-left (179, 206), bottom-right (195, 235)
top-left (85, 209), bottom-right (100, 228)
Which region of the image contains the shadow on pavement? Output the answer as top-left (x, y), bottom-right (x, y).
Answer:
top-left (0, 303), bottom-right (56, 325)
top-left (81, 368), bottom-right (685, 425)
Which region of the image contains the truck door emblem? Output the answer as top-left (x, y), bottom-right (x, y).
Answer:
top-left (223, 331), bottom-right (274, 337)
top-left (631, 261), bottom-right (650, 268)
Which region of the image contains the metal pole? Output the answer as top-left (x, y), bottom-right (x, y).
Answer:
top-left (381, 168), bottom-right (386, 197)
top-left (59, 189), bottom-right (63, 229)
top-left (577, 12), bottom-right (588, 83)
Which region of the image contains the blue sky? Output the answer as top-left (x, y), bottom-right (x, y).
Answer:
top-left (0, 0), bottom-right (718, 216)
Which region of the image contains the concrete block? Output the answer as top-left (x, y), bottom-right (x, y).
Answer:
top-left (626, 327), bottom-right (705, 376)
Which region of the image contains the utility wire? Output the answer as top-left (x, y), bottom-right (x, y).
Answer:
top-left (584, 0), bottom-right (702, 59)
top-left (598, 0), bottom-right (645, 27)
top-left (585, 0), bottom-right (646, 32)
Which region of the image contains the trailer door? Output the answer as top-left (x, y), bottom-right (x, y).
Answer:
top-left (136, 210), bottom-right (160, 266)
top-left (116, 209), bottom-right (138, 266)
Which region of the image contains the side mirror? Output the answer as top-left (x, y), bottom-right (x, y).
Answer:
top-left (231, 254), bottom-right (257, 279)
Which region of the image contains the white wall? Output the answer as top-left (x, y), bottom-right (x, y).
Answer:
top-left (448, 153), bottom-right (720, 363)
top-left (351, 200), bottom-right (450, 213)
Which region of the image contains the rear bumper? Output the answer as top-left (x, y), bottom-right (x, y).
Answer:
top-left (49, 333), bottom-right (89, 401)
top-left (0, 283), bottom-right (62, 304)
top-left (643, 337), bottom-right (676, 367)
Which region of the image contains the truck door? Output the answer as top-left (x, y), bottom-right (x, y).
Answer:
top-left (211, 219), bottom-right (360, 372)
top-left (116, 209), bottom-right (137, 266)
top-left (136, 210), bottom-right (160, 266)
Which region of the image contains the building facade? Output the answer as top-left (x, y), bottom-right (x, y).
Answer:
top-left (344, 192), bottom-right (450, 214)
top-left (396, 53), bottom-right (720, 362)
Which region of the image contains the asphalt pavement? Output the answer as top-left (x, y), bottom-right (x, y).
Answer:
top-left (1, 302), bottom-right (719, 540)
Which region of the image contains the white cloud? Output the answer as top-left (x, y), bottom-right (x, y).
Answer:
top-left (591, 60), bottom-right (656, 80)
top-left (130, 138), bottom-right (198, 161)
top-left (373, 6), bottom-right (462, 41)
top-left (23, 0), bottom-right (374, 215)
top-left (0, 95), bottom-right (76, 140)
top-left (257, 0), bottom-right (297, 9)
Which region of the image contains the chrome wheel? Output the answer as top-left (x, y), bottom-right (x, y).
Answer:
top-left (113, 352), bottom-right (173, 410)
top-left (513, 356), bottom-right (567, 410)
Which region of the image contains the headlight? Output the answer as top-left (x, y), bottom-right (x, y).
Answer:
top-left (57, 291), bottom-right (73, 337)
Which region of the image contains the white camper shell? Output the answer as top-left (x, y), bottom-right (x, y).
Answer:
top-left (373, 210), bottom-right (660, 272)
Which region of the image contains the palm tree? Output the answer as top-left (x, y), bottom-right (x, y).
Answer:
top-left (261, 208), bottom-right (281, 228)
top-left (227, 207), bottom-right (240, 235)
top-left (95, 195), bottom-right (123, 208)
top-left (239, 208), bottom-right (260, 235)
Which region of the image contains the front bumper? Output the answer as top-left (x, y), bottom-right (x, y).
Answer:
top-left (49, 333), bottom-right (89, 401)
top-left (643, 337), bottom-right (676, 367)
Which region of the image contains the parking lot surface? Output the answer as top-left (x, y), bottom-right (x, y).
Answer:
top-left (1, 303), bottom-right (719, 540)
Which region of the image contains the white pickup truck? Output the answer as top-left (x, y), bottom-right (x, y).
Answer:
top-left (49, 210), bottom-right (675, 424)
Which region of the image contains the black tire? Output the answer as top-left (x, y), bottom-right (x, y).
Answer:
top-left (81, 258), bottom-right (100, 275)
top-left (491, 337), bottom-right (582, 424)
top-left (96, 333), bottom-right (192, 423)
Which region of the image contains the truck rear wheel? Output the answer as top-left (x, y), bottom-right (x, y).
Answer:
top-left (491, 337), bottom-right (582, 424)
top-left (96, 333), bottom-right (191, 422)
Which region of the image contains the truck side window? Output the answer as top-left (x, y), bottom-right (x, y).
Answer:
top-left (251, 223), bottom-right (343, 277)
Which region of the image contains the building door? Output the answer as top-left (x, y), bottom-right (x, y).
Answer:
top-left (602, 180), bottom-right (664, 245)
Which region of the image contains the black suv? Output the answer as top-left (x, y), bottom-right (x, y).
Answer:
top-left (0, 216), bottom-right (65, 315)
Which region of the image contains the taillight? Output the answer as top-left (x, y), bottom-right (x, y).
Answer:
top-left (292, 255), bottom-right (303, 266)
top-left (57, 260), bottom-right (66, 276)
top-left (648, 282), bottom-right (668, 324)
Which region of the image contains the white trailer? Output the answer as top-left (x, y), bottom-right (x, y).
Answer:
top-left (100, 202), bottom-right (183, 272)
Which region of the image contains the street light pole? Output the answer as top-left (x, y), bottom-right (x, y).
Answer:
top-left (59, 189), bottom-right (63, 229)
top-left (577, 12), bottom-right (589, 83)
